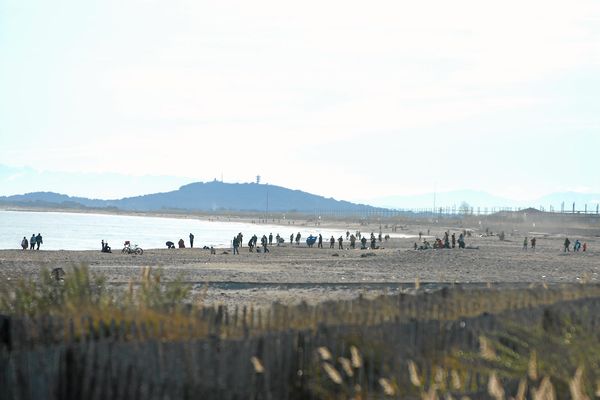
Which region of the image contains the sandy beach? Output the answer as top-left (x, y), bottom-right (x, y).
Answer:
top-left (2, 223), bottom-right (599, 308)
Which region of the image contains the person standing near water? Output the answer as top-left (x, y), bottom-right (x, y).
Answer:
top-left (232, 236), bottom-right (239, 254)
top-left (189, 233), bottom-right (194, 248)
top-left (318, 234), bottom-right (323, 248)
top-left (21, 237), bottom-right (28, 250)
top-left (30, 234), bottom-right (36, 250)
top-left (35, 233), bottom-right (43, 250)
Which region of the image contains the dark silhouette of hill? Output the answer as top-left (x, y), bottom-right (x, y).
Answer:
top-left (0, 192), bottom-right (107, 208)
top-left (0, 182), bottom-right (379, 213)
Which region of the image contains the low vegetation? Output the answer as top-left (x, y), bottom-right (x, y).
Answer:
top-left (2, 266), bottom-right (600, 399)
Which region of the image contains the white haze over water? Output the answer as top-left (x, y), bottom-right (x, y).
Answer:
top-left (0, 211), bottom-right (413, 251)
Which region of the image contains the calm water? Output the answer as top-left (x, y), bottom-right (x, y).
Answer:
top-left (0, 210), bottom-right (413, 250)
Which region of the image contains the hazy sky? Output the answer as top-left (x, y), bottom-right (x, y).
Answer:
top-left (1, 0), bottom-right (599, 203)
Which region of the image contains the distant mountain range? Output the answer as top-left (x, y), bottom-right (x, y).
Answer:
top-left (2, 165), bottom-right (599, 213)
top-left (0, 181), bottom-right (380, 213)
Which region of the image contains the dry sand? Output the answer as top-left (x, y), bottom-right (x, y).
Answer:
top-left (2, 225), bottom-right (599, 308)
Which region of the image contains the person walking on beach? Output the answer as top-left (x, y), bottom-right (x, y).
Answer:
top-left (458, 233), bottom-right (465, 249)
top-left (361, 236), bottom-right (368, 249)
top-left (318, 234), bottom-right (323, 248)
top-left (269, 233), bottom-right (273, 245)
top-left (178, 238), bottom-right (185, 248)
top-left (21, 237), bottom-right (28, 250)
top-left (237, 233), bottom-right (243, 248)
top-left (350, 234), bottom-right (356, 249)
top-left (295, 232), bottom-right (301, 245)
top-left (338, 236), bottom-right (344, 250)
top-left (260, 235), bottom-right (269, 253)
top-left (329, 236), bottom-right (335, 248)
top-left (564, 237), bottom-right (571, 252)
top-left (232, 236), bottom-right (239, 254)
top-left (189, 233), bottom-right (194, 248)
top-left (35, 233), bottom-right (43, 250)
top-left (523, 237), bottom-right (528, 251)
top-left (574, 239), bottom-right (581, 251)
top-left (451, 233), bottom-right (456, 248)
top-left (290, 233), bottom-right (294, 245)
top-left (531, 237), bottom-right (536, 251)
top-left (30, 234), bottom-right (36, 250)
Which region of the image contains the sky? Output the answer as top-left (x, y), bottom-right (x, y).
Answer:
top-left (1, 0), bottom-right (599, 204)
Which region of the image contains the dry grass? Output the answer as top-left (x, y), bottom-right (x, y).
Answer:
top-left (3, 267), bottom-right (600, 399)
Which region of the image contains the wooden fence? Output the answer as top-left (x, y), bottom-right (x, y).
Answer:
top-left (2, 285), bottom-right (600, 399)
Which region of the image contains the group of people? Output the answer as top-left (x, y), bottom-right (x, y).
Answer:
top-left (564, 237), bottom-right (587, 252)
top-left (100, 240), bottom-right (111, 253)
top-left (20, 233), bottom-right (43, 250)
top-left (165, 233), bottom-right (195, 249)
top-left (225, 230), bottom-right (387, 254)
top-left (522, 237), bottom-right (537, 251)
top-left (323, 232), bottom-right (380, 250)
top-left (415, 231), bottom-right (466, 250)
top-left (241, 234), bottom-right (271, 253)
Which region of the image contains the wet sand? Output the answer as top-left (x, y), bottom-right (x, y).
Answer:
top-left (1, 228), bottom-right (598, 308)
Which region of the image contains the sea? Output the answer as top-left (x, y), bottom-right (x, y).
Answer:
top-left (0, 210), bottom-right (414, 251)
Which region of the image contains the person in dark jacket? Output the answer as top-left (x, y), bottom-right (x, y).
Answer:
top-left (233, 237), bottom-right (239, 254)
top-left (35, 233), bottom-right (43, 250)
